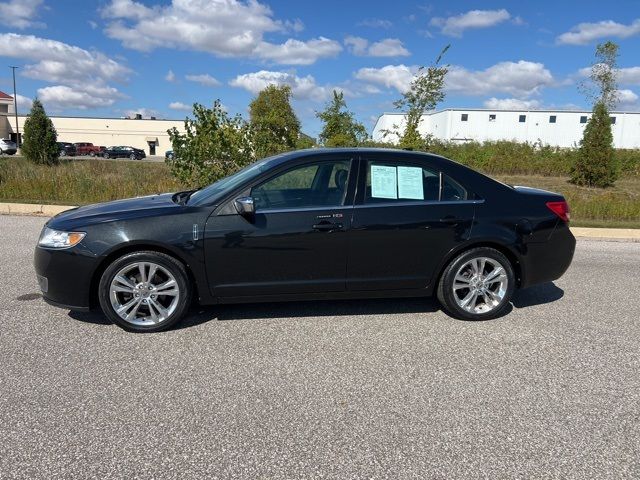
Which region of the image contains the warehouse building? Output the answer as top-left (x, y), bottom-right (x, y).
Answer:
top-left (372, 108), bottom-right (640, 149)
top-left (0, 91), bottom-right (184, 155)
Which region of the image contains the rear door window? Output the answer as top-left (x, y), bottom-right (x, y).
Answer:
top-left (364, 160), bottom-right (469, 203)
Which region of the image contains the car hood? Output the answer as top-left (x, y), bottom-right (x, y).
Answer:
top-left (48, 193), bottom-right (181, 230)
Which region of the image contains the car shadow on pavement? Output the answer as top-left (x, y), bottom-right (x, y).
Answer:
top-left (511, 282), bottom-right (564, 309)
top-left (178, 297), bottom-right (441, 329)
top-left (65, 283), bottom-right (563, 330)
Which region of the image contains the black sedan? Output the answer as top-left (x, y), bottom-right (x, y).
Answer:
top-left (34, 148), bottom-right (575, 332)
top-left (103, 146), bottom-right (146, 160)
top-left (57, 142), bottom-right (77, 156)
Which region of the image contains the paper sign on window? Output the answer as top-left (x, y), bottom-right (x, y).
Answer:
top-left (397, 166), bottom-right (424, 200)
top-left (371, 165), bottom-right (397, 199)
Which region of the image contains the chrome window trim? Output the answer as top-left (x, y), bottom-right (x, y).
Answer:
top-left (255, 199), bottom-right (484, 214)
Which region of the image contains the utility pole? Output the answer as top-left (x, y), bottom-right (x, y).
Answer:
top-left (9, 66), bottom-right (19, 147)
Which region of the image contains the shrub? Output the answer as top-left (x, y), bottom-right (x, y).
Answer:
top-left (21, 99), bottom-right (59, 166)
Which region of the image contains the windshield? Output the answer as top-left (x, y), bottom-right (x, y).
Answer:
top-left (187, 155), bottom-right (282, 205)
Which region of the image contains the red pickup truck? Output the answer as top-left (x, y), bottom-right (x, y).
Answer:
top-left (74, 143), bottom-right (105, 156)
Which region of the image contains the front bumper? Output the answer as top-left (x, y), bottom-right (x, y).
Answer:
top-left (34, 244), bottom-right (99, 311)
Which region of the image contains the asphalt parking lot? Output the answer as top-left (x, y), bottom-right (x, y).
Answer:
top-left (1, 215), bottom-right (638, 479)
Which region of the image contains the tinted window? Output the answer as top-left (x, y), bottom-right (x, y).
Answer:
top-left (441, 175), bottom-right (469, 201)
top-left (489, 114), bottom-right (496, 122)
top-left (461, 113), bottom-right (468, 121)
top-left (610, 116), bottom-right (616, 125)
top-left (580, 116), bottom-right (588, 124)
top-left (549, 115), bottom-right (557, 123)
top-left (519, 115), bottom-right (526, 123)
top-left (251, 160), bottom-right (350, 211)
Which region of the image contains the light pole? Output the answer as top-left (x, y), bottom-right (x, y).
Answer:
top-left (9, 66), bottom-right (19, 147)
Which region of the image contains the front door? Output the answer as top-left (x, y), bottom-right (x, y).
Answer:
top-left (205, 157), bottom-right (354, 298)
top-left (347, 155), bottom-right (476, 292)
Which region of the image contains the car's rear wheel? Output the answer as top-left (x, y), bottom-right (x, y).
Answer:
top-left (98, 251), bottom-right (191, 332)
top-left (104, 152), bottom-right (110, 159)
top-left (437, 247), bottom-right (515, 320)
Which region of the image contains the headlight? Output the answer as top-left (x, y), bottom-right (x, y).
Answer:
top-left (38, 227), bottom-right (86, 249)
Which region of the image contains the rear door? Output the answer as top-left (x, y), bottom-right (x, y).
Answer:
top-left (347, 154), bottom-right (477, 292)
top-left (205, 155), bottom-right (356, 298)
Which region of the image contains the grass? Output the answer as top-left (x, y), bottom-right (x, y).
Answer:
top-left (493, 174), bottom-right (640, 228)
top-left (1, 155), bottom-right (639, 228)
top-left (0, 157), bottom-right (181, 205)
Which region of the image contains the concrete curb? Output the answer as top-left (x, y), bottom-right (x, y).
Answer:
top-left (1, 202), bottom-right (639, 241)
top-left (0, 202), bottom-right (75, 217)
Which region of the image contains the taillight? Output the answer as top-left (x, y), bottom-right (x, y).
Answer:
top-left (546, 201), bottom-right (570, 223)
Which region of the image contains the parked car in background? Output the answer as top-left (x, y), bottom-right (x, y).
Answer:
top-left (74, 142), bottom-right (104, 156)
top-left (165, 150), bottom-right (174, 160)
top-left (0, 138), bottom-right (17, 155)
top-left (34, 148), bottom-right (575, 333)
top-left (102, 146), bottom-right (146, 160)
top-left (57, 142), bottom-right (77, 156)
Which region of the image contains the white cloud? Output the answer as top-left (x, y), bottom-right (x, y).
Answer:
top-left (0, 0), bottom-right (44, 29)
top-left (354, 64), bottom-right (415, 92)
top-left (619, 67), bottom-right (640, 85)
top-left (483, 97), bottom-right (542, 110)
top-left (616, 89), bottom-right (639, 109)
top-left (430, 9), bottom-right (511, 37)
top-left (578, 65), bottom-right (640, 86)
top-left (357, 18), bottom-right (393, 29)
top-left (345, 36), bottom-right (410, 57)
top-left (356, 60), bottom-right (554, 98)
top-left (38, 86), bottom-right (121, 110)
top-left (185, 73), bottom-right (221, 87)
top-left (253, 37), bottom-right (341, 65)
top-left (0, 33), bottom-right (130, 110)
top-left (15, 94), bottom-right (33, 111)
top-left (102, 0), bottom-right (341, 65)
top-left (165, 70), bottom-right (176, 82)
top-left (230, 70), bottom-right (331, 102)
top-left (557, 19), bottom-right (640, 45)
top-left (448, 61), bottom-right (554, 97)
top-left (169, 101), bottom-right (191, 111)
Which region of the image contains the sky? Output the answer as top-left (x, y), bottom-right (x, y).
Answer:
top-left (0, 0), bottom-right (639, 136)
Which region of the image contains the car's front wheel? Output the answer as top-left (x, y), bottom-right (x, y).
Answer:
top-left (98, 251), bottom-right (192, 332)
top-left (130, 153), bottom-right (136, 160)
top-left (104, 152), bottom-right (110, 159)
top-left (437, 247), bottom-right (515, 320)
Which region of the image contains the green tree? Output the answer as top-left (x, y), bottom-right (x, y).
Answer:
top-left (167, 100), bottom-right (253, 188)
top-left (572, 41), bottom-right (619, 187)
top-left (316, 90), bottom-right (368, 147)
top-left (249, 85), bottom-right (300, 159)
top-left (21, 99), bottom-right (59, 165)
top-left (393, 45), bottom-right (449, 150)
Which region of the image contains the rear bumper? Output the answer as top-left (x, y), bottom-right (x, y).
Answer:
top-left (2, 149), bottom-right (17, 155)
top-left (520, 223), bottom-right (576, 289)
top-left (34, 245), bottom-right (99, 311)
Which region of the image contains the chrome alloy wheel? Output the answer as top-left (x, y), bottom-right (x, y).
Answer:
top-left (109, 262), bottom-right (180, 326)
top-left (452, 257), bottom-right (508, 314)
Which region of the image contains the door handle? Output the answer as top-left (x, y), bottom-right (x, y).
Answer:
top-left (313, 221), bottom-right (343, 232)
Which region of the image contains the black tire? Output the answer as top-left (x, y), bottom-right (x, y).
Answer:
top-left (437, 247), bottom-right (515, 321)
top-left (130, 153), bottom-right (136, 160)
top-left (98, 251), bottom-right (192, 333)
top-left (104, 152), bottom-right (110, 159)
top-left (90, 151), bottom-right (95, 157)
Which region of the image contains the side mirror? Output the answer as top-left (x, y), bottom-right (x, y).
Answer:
top-left (234, 196), bottom-right (255, 220)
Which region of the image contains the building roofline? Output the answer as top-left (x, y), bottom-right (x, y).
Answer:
top-left (379, 108), bottom-right (640, 115)
top-left (12, 114), bottom-right (186, 122)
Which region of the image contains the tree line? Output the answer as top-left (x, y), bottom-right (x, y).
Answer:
top-left (20, 41), bottom-right (622, 189)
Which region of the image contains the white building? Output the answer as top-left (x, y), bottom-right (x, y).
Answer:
top-left (372, 108), bottom-right (640, 149)
top-left (0, 91), bottom-right (184, 155)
